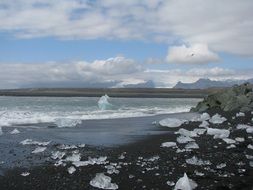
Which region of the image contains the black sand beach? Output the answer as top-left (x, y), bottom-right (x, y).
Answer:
top-left (0, 110), bottom-right (252, 190)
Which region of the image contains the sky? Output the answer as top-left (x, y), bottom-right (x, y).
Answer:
top-left (0, 0), bottom-right (253, 88)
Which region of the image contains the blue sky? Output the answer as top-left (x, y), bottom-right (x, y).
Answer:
top-left (0, 0), bottom-right (252, 88)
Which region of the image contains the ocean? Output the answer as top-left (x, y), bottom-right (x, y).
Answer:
top-left (0, 96), bottom-right (201, 128)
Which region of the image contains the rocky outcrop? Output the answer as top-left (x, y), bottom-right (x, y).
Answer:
top-left (191, 83), bottom-right (253, 112)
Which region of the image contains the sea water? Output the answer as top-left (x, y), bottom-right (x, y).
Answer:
top-left (0, 96), bottom-right (201, 128)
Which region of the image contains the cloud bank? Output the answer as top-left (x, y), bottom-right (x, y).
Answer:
top-left (0, 57), bottom-right (251, 89)
top-left (0, 0), bottom-right (253, 57)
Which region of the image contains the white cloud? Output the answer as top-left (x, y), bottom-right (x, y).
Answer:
top-left (0, 58), bottom-right (251, 89)
top-left (166, 43), bottom-right (219, 64)
top-left (0, 0), bottom-right (253, 56)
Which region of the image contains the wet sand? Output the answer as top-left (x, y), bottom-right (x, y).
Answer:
top-left (0, 111), bottom-right (253, 189)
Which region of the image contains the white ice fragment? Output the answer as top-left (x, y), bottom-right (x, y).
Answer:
top-left (200, 113), bottom-right (210, 121)
top-left (105, 165), bottom-right (119, 174)
top-left (246, 155), bottom-right (253, 160)
top-left (21, 172), bottom-right (30, 176)
top-left (186, 156), bottom-right (211, 166)
top-left (32, 147), bottom-right (47, 154)
top-left (209, 114), bottom-right (227, 124)
top-left (226, 144), bottom-right (236, 149)
top-left (216, 163), bottom-right (226, 169)
top-left (222, 138), bottom-right (236, 144)
top-left (166, 180), bottom-right (175, 186)
top-left (161, 142), bottom-right (177, 148)
top-left (159, 118), bottom-right (187, 128)
top-left (68, 166), bottom-right (76, 174)
top-left (235, 137), bottom-right (245, 142)
top-left (20, 139), bottom-right (50, 146)
top-left (185, 142), bottom-right (199, 149)
top-left (57, 144), bottom-right (77, 150)
top-left (177, 136), bottom-right (195, 144)
top-left (193, 128), bottom-right (206, 135)
top-left (65, 153), bottom-right (81, 162)
top-left (194, 171), bottom-right (204, 176)
top-left (199, 121), bottom-right (209, 128)
top-left (174, 173), bottom-right (197, 190)
top-left (206, 128), bottom-right (230, 139)
top-left (51, 151), bottom-right (65, 160)
top-left (10, 128), bottom-right (20, 134)
top-left (73, 156), bottom-right (107, 167)
top-left (54, 118), bottom-right (81, 128)
top-left (175, 129), bottom-right (198, 138)
top-left (90, 173), bottom-right (118, 190)
top-left (236, 112), bottom-right (245, 117)
top-left (98, 95), bottom-right (112, 110)
top-left (145, 156), bottom-right (160, 162)
top-left (246, 127), bottom-right (253, 134)
top-left (236, 124), bottom-right (252, 130)
top-left (78, 144), bottom-right (86, 148)
top-left (247, 144), bottom-right (253, 150)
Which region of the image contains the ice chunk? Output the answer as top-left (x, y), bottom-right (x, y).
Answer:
top-left (186, 156), bottom-right (211, 166)
top-left (65, 153), bottom-right (81, 162)
top-left (235, 137), bottom-right (245, 142)
top-left (199, 121), bottom-right (209, 128)
top-left (185, 142), bottom-right (199, 149)
top-left (236, 124), bottom-right (252, 130)
top-left (216, 163), bottom-right (226, 169)
top-left (98, 94), bottom-right (112, 110)
top-left (51, 151), bottom-right (65, 160)
top-left (175, 129), bottom-right (198, 137)
top-left (193, 128), bottom-right (206, 135)
top-left (10, 128), bottom-right (20, 134)
top-left (166, 180), bottom-right (175, 186)
top-left (206, 128), bottom-right (230, 139)
top-left (21, 172), bottom-right (30, 177)
top-left (68, 166), bottom-right (76, 174)
top-left (222, 138), bottom-right (236, 144)
top-left (20, 139), bottom-right (50, 146)
top-left (55, 118), bottom-right (81, 128)
top-left (161, 142), bottom-right (177, 148)
top-left (78, 144), bottom-right (86, 148)
top-left (57, 144), bottom-right (77, 150)
top-left (174, 173), bottom-right (197, 190)
top-left (177, 136), bottom-right (195, 144)
top-left (236, 112), bottom-right (245, 117)
top-left (159, 118), bottom-right (187, 128)
top-left (209, 114), bottom-right (227, 124)
top-left (200, 113), bottom-right (210, 121)
top-left (250, 161), bottom-right (253, 167)
top-left (105, 165), bottom-right (120, 174)
top-left (32, 147), bottom-right (47, 154)
top-left (248, 144), bottom-right (253, 150)
top-left (90, 173), bottom-right (118, 190)
top-left (246, 127), bottom-right (253, 134)
top-left (73, 156), bottom-right (107, 167)
top-left (226, 144), bottom-right (236, 149)
top-left (194, 171), bottom-right (204, 176)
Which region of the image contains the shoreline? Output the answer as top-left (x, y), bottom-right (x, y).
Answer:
top-left (0, 110), bottom-right (252, 189)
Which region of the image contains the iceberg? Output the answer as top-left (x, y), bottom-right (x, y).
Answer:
top-left (206, 128), bottom-right (230, 139)
top-left (161, 142), bottom-right (177, 148)
top-left (159, 118), bottom-right (187, 128)
top-left (90, 173), bottom-right (118, 190)
top-left (98, 94), bottom-right (112, 110)
top-left (174, 173), bottom-right (197, 190)
top-left (10, 128), bottom-right (20, 134)
top-left (32, 147), bottom-right (47, 154)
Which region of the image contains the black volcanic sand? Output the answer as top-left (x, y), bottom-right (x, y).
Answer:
top-left (0, 111), bottom-right (253, 190)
